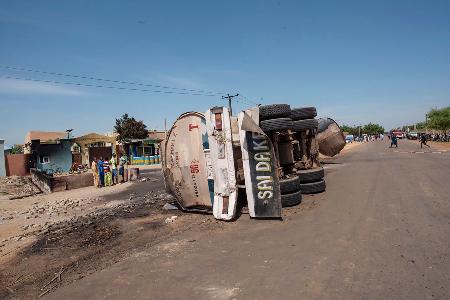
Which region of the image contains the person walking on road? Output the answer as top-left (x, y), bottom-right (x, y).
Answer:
top-left (91, 157), bottom-right (100, 187)
top-left (97, 157), bottom-right (104, 187)
top-left (420, 134), bottom-right (430, 149)
top-left (390, 134), bottom-right (398, 148)
top-left (110, 155), bottom-right (118, 185)
top-left (103, 157), bottom-right (112, 186)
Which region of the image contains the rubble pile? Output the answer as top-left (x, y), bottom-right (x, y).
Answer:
top-left (21, 197), bottom-right (99, 219)
top-left (0, 191), bottom-right (176, 250)
top-left (0, 176), bottom-right (42, 199)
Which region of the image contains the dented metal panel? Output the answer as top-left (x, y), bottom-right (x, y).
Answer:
top-left (317, 118), bottom-right (346, 157)
top-left (205, 107), bottom-right (238, 221)
top-left (162, 112), bottom-right (213, 211)
top-left (238, 108), bottom-right (282, 218)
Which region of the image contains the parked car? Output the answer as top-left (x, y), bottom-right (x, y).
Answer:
top-left (161, 104), bottom-right (345, 221)
top-left (345, 135), bottom-right (354, 143)
top-left (407, 131), bottom-right (418, 140)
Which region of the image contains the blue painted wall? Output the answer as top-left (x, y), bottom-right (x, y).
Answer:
top-left (0, 140), bottom-right (5, 176)
top-left (36, 140), bottom-right (72, 174)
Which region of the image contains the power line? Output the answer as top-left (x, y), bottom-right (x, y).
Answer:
top-left (221, 93), bottom-right (239, 115)
top-left (238, 94), bottom-right (259, 106)
top-left (0, 75), bottom-right (221, 97)
top-left (0, 64), bottom-right (226, 96)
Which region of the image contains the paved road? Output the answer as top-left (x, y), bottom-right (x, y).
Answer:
top-left (48, 139), bottom-right (450, 300)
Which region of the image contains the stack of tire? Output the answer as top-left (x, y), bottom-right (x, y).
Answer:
top-left (290, 107), bottom-right (326, 194)
top-left (258, 104), bottom-right (302, 208)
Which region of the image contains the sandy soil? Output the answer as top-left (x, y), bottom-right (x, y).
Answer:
top-left (428, 141), bottom-right (450, 150)
top-left (320, 140), bottom-right (365, 160)
top-left (0, 160), bottom-right (328, 299)
top-left (45, 138), bottom-right (450, 300)
top-left (0, 176), bottom-right (42, 200)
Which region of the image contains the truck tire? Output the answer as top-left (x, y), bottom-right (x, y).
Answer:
top-left (280, 176), bottom-right (301, 194)
top-left (290, 107), bottom-right (317, 120)
top-left (281, 190), bottom-right (302, 207)
top-left (260, 117), bottom-right (293, 132)
top-left (300, 180), bottom-right (326, 194)
top-left (259, 104), bottom-right (291, 120)
top-left (292, 119), bottom-right (319, 131)
top-left (297, 167), bottom-right (324, 183)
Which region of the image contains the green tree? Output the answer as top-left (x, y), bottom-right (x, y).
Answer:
top-left (114, 113), bottom-right (148, 143)
top-left (340, 125), bottom-right (354, 134)
top-left (427, 106), bottom-right (450, 131)
top-left (362, 123), bottom-right (385, 135)
top-left (416, 122), bottom-right (427, 130)
top-left (9, 144), bottom-right (23, 154)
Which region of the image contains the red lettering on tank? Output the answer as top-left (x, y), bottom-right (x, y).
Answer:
top-left (189, 124), bottom-right (199, 131)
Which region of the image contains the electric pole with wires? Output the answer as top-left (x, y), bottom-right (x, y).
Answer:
top-left (222, 93), bottom-right (239, 115)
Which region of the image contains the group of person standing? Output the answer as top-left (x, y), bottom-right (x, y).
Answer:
top-left (388, 133), bottom-right (431, 149)
top-left (91, 154), bottom-right (128, 187)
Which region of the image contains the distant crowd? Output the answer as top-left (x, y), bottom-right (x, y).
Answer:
top-left (350, 134), bottom-right (384, 142)
top-left (90, 155), bottom-right (128, 187)
top-left (418, 133), bottom-right (449, 142)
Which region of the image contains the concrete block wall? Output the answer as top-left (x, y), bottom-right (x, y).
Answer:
top-left (30, 168), bottom-right (94, 193)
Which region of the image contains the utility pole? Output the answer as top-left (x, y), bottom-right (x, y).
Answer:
top-left (222, 93), bottom-right (239, 116)
top-left (164, 118), bottom-right (167, 140)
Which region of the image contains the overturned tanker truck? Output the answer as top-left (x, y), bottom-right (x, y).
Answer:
top-left (161, 104), bottom-right (345, 221)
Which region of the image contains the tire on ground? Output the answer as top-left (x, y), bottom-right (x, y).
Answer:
top-left (292, 119), bottom-right (319, 131)
top-left (259, 104), bottom-right (291, 120)
top-left (299, 179), bottom-right (326, 194)
top-left (297, 167), bottom-right (324, 183)
top-left (290, 107), bottom-right (317, 120)
top-left (281, 190), bottom-right (302, 207)
top-left (260, 117), bottom-right (293, 132)
top-left (280, 176), bottom-right (301, 194)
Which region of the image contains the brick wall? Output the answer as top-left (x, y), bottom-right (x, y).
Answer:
top-left (5, 154), bottom-right (32, 176)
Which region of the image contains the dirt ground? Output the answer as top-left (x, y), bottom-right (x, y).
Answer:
top-left (320, 140), bottom-right (362, 160)
top-left (0, 164), bottom-right (320, 300)
top-left (41, 139), bottom-right (449, 300)
top-left (0, 167), bottom-right (170, 299)
top-left (428, 141), bottom-right (450, 150)
top-left (0, 176), bottom-right (42, 200)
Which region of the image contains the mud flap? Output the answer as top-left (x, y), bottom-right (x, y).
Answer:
top-left (205, 107), bottom-right (238, 221)
top-left (238, 108), bottom-right (282, 218)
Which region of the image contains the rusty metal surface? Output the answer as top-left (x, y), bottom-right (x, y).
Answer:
top-left (317, 118), bottom-right (346, 157)
top-left (162, 112), bottom-right (212, 211)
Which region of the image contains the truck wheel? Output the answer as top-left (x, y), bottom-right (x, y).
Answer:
top-left (260, 117), bottom-right (293, 132)
top-left (297, 167), bottom-right (324, 183)
top-left (290, 107), bottom-right (317, 120)
top-left (299, 180), bottom-right (326, 194)
top-left (259, 104), bottom-right (291, 120)
top-left (280, 175), bottom-right (301, 194)
top-left (292, 119), bottom-right (319, 131)
top-left (281, 190), bottom-right (302, 207)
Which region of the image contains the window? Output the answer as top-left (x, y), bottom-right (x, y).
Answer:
top-left (39, 155), bottom-right (50, 164)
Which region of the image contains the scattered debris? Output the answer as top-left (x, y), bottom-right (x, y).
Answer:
top-left (0, 176), bottom-right (42, 200)
top-left (162, 202), bottom-right (179, 210)
top-left (164, 216), bottom-right (178, 223)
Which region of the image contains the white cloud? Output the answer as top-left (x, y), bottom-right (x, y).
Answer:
top-left (156, 74), bottom-right (201, 89)
top-left (0, 78), bottom-right (84, 96)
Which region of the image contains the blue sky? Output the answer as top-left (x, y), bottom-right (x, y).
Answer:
top-left (1, 0), bottom-right (449, 147)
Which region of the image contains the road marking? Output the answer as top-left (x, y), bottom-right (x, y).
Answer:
top-left (390, 150), bottom-right (448, 154)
